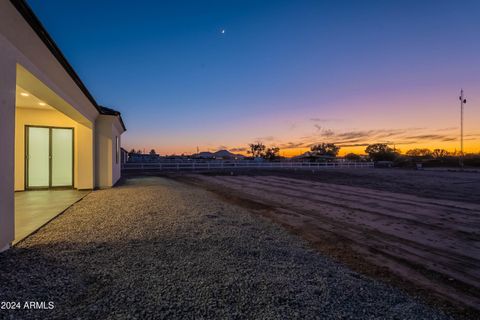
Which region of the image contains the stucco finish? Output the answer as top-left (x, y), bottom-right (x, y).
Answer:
top-left (95, 115), bottom-right (123, 188)
top-left (0, 39), bottom-right (16, 252)
top-left (15, 108), bottom-right (94, 191)
top-left (0, 1), bottom-right (125, 250)
top-left (0, 1), bottom-right (98, 124)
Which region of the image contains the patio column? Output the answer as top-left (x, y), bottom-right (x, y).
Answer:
top-left (0, 44), bottom-right (16, 251)
top-left (76, 124), bottom-right (94, 190)
top-left (95, 116), bottom-right (113, 188)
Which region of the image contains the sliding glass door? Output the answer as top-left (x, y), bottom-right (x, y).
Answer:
top-left (51, 128), bottom-right (73, 187)
top-left (26, 127), bottom-right (50, 188)
top-left (26, 126), bottom-right (74, 189)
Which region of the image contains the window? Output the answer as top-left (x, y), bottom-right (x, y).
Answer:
top-left (115, 136), bottom-right (119, 164)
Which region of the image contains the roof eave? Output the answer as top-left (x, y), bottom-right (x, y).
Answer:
top-left (10, 0), bottom-right (127, 132)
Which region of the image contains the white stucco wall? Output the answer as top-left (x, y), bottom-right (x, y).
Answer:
top-left (95, 115), bottom-right (124, 188)
top-left (14, 108), bottom-right (95, 191)
top-left (0, 1), bottom-right (125, 250)
top-left (0, 1), bottom-right (98, 125)
top-left (0, 38), bottom-right (16, 252)
top-left (112, 121), bottom-right (123, 186)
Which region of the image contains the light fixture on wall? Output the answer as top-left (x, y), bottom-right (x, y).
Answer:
top-left (38, 102), bottom-right (46, 106)
top-left (20, 92), bottom-right (29, 97)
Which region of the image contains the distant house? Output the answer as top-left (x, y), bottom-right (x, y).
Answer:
top-left (120, 148), bottom-right (128, 164)
top-left (128, 153), bottom-right (161, 163)
top-left (194, 151), bottom-right (215, 159)
top-left (192, 150), bottom-right (245, 160)
top-left (213, 150), bottom-right (245, 160)
top-left (293, 152), bottom-right (336, 162)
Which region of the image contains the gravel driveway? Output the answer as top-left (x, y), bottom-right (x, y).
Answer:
top-left (0, 177), bottom-right (450, 319)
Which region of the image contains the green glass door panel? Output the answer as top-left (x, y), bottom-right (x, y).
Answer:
top-left (27, 127), bottom-right (50, 188)
top-left (51, 128), bottom-right (73, 187)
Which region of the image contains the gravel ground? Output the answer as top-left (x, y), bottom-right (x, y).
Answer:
top-left (0, 177), bottom-right (452, 319)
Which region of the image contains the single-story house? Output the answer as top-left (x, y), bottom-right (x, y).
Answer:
top-left (0, 0), bottom-right (126, 251)
top-left (121, 147), bottom-right (129, 164)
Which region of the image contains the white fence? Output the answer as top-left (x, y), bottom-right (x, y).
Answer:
top-left (122, 161), bottom-right (374, 172)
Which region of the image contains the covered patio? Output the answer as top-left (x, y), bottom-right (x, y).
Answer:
top-left (14, 190), bottom-right (90, 244)
top-left (0, 0), bottom-right (126, 252)
top-left (12, 66), bottom-right (95, 244)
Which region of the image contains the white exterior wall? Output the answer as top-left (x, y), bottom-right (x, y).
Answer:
top-left (0, 38), bottom-right (17, 252)
top-left (112, 121), bottom-right (123, 186)
top-left (95, 115), bottom-right (123, 188)
top-left (0, 1), bottom-right (125, 251)
top-left (0, 2), bottom-right (98, 125)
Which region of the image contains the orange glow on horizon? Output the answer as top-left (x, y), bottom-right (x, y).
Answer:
top-left (125, 140), bottom-right (480, 158)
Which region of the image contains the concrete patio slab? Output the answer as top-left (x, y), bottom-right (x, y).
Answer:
top-left (14, 189), bottom-right (90, 244)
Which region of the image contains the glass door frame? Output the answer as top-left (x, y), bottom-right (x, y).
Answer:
top-left (25, 125), bottom-right (75, 190)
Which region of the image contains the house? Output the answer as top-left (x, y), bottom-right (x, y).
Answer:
top-left (193, 151), bottom-right (215, 159)
top-left (213, 150), bottom-right (245, 160)
top-left (120, 147), bottom-right (129, 164)
top-left (192, 150), bottom-right (246, 160)
top-left (128, 153), bottom-right (161, 163)
top-left (0, 0), bottom-right (126, 251)
top-left (293, 152), bottom-right (337, 162)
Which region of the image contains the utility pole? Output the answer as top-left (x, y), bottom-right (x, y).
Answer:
top-left (459, 89), bottom-right (467, 168)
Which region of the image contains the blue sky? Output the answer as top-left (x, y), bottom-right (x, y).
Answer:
top-left (28, 0), bottom-right (480, 155)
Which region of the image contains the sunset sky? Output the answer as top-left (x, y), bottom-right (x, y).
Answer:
top-left (29, 0), bottom-right (480, 156)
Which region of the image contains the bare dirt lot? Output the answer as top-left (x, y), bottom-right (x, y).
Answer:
top-left (169, 168), bottom-right (480, 315)
top-left (0, 177), bottom-right (451, 319)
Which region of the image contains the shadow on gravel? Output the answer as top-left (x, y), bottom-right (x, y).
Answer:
top-left (0, 175), bottom-right (468, 319)
top-left (0, 235), bottom-right (455, 320)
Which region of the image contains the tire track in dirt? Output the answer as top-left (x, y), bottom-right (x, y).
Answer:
top-left (252, 176), bottom-right (480, 223)
top-left (212, 175), bottom-right (480, 253)
top-left (184, 174), bottom-right (480, 311)
top-left (266, 175), bottom-right (480, 212)
top-left (208, 176), bottom-right (480, 283)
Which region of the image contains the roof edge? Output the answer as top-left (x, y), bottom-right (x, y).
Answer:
top-left (10, 0), bottom-right (127, 131)
top-left (10, 0), bottom-right (103, 113)
top-left (99, 106), bottom-right (127, 131)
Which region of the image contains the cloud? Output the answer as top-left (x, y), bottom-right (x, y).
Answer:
top-left (403, 134), bottom-right (450, 140)
top-left (310, 118), bottom-right (342, 123)
top-left (322, 129), bottom-right (335, 137)
top-left (333, 130), bottom-right (384, 140)
top-left (296, 127), bottom-right (462, 149)
top-left (255, 136), bottom-right (276, 142)
top-left (336, 143), bottom-right (371, 147)
top-left (278, 141), bottom-right (307, 149)
top-left (441, 137), bottom-right (457, 142)
top-left (436, 127), bottom-right (458, 132)
top-left (231, 126), bottom-right (474, 155)
top-left (230, 147), bottom-right (247, 152)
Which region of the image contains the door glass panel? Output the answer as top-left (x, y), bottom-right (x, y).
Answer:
top-left (51, 128), bottom-right (73, 187)
top-left (27, 127), bottom-right (50, 187)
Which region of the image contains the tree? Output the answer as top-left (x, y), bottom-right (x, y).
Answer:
top-left (365, 143), bottom-right (397, 161)
top-left (248, 142), bottom-right (266, 158)
top-left (129, 148), bottom-right (136, 155)
top-left (310, 143), bottom-right (340, 157)
top-left (149, 149), bottom-right (157, 156)
top-left (344, 153), bottom-right (361, 161)
top-left (406, 148), bottom-right (432, 158)
top-left (432, 149), bottom-right (450, 159)
top-left (263, 147), bottom-right (280, 160)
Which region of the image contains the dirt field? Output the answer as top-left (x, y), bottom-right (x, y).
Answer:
top-left (0, 177), bottom-right (451, 319)
top-left (170, 168), bottom-right (480, 315)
